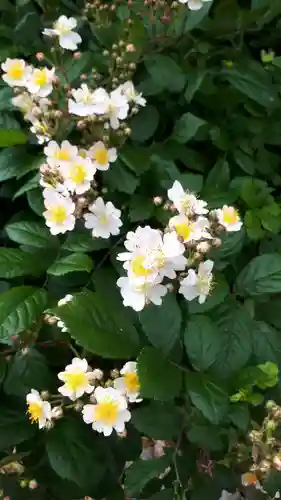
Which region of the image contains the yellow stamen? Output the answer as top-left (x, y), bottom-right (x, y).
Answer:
top-left (34, 69), bottom-right (47, 86)
top-left (7, 62), bottom-right (24, 80)
top-left (94, 148), bottom-right (109, 166)
top-left (27, 402), bottom-right (43, 423)
top-left (56, 149), bottom-right (70, 161)
top-left (175, 221), bottom-right (193, 241)
top-left (49, 205), bottom-right (67, 224)
top-left (63, 371), bottom-right (88, 392)
top-left (69, 163), bottom-right (86, 184)
top-left (222, 207), bottom-right (240, 225)
top-left (124, 372), bottom-right (140, 393)
top-left (95, 400), bottom-right (118, 425)
top-left (131, 256), bottom-right (152, 278)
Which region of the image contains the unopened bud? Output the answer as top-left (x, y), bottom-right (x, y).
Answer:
top-left (103, 50), bottom-right (109, 56)
top-left (21, 347), bottom-right (29, 356)
top-left (266, 400), bottom-right (277, 410)
top-left (73, 51), bottom-right (81, 59)
top-left (124, 127), bottom-right (131, 136)
top-left (92, 368), bottom-right (103, 380)
top-left (129, 62), bottom-right (136, 70)
top-left (77, 120), bottom-right (86, 129)
top-left (80, 73), bottom-right (87, 80)
top-left (20, 480), bottom-right (28, 488)
top-left (45, 420), bottom-right (54, 430)
top-left (54, 110), bottom-right (63, 118)
top-left (51, 406), bottom-right (63, 419)
top-left (28, 480), bottom-right (38, 490)
top-left (212, 238), bottom-right (221, 248)
top-left (153, 196), bottom-right (163, 206)
top-left (40, 390), bottom-right (50, 400)
top-left (197, 241), bottom-right (211, 253)
top-left (36, 52), bottom-right (44, 61)
top-left (74, 400), bottom-right (84, 412)
top-left (110, 369), bottom-right (119, 379)
top-left (117, 430), bottom-right (127, 438)
top-left (43, 313), bottom-right (58, 325)
top-left (126, 43), bottom-right (136, 52)
top-left (166, 283), bottom-right (174, 292)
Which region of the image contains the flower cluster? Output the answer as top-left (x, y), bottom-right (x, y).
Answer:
top-left (117, 180), bottom-right (242, 311)
top-left (26, 358), bottom-right (141, 437)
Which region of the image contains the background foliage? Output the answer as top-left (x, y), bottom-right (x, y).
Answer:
top-left (1, 0), bottom-right (281, 499)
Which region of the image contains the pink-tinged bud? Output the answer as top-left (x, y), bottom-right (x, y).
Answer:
top-left (73, 52), bottom-right (82, 59)
top-left (11, 335), bottom-right (18, 341)
top-left (153, 196), bottom-right (162, 206)
top-left (80, 74), bottom-right (87, 80)
top-left (4, 497), bottom-right (11, 500)
top-left (126, 43), bottom-right (136, 53)
top-left (28, 480), bottom-right (38, 490)
top-left (36, 52), bottom-right (44, 61)
top-left (166, 283), bottom-right (174, 292)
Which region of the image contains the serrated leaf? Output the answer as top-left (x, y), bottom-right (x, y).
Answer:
top-left (173, 112), bottom-right (206, 144)
top-left (47, 253), bottom-right (93, 276)
top-left (145, 54), bottom-right (185, 92)
top-left (186, 375), bottom-right (229, 424)
top-left (4, 348), bottom-right (51, 397)
top-left (46, 418), bottom-right (104, 488)
top-left (0, 147), bottom-right (33, 181)
top-left (27, 189), bottom-right (44, 216)
top-left (137, 347), bottom-right (182, 401)
top-left (62, 230), bottom-right (110, 252)
top-left (229, 404), bottom-right (250, 431)
top-left (184, 315), bottom-right (222, 371)
top-left (132, 401), bottom-right (182, 440)
top-left (55, 290), bottom-right (140, 358)
top-left (139, 293), bottom-right (181, 355)
top-left (0, 407), bottom-right (35, 451)
top-left (188, 276), bottom-right (229, 314)
top-left (102, 159), bottom-right (139, 194)
top-left (252, 321), bottom-right (281, 368)
top-left (130, 105), bottom-right (159, 142)
top-left (0, 287), bottom-right (47, 343)
top-left (0, 248), bottom-right (49, 278)
top-left (5, 220), bottom-right (58, 248)
top-left (187, 425), bottom-right (224, 451)
top-left (124, 456), bottom-right (171, 497)
top-left (236, 254), bottom-right (281, 296)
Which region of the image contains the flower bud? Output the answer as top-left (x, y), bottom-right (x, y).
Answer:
top-left (126, 43), bottom-right (136, 52)
top-left (153, 196), bottom-right (163, 206)
top-left (110, 369), bottom-right (119, 379)
top-left (73, 51), bottom-right (82, 59)
top-left (74, 400), bottom-right (84, 412)
top-left (51, 406), bottom-right (63, 419)
top-left (40, 390), bottom-right (50, 400)
top-left (28, 480), bottom-right (38, 490)
top-left (36, 52), bottom-right (44, 61)
top-left (92, 368), bottom-right (103, 380)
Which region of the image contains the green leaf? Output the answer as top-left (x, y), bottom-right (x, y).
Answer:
top-left (4, 348), bottom-right (51, 396)
top-left (0, 129), bottom-right (27, 146)
top-left (204, 158), bottom-right (230, 195)
top-left (0, 287), bottom-right (47, 343)
top-left (120, 146), bottom-right (152, 175)
top-left (184, 1), bottom-right (212, 31)
top-left (14, 172), bottom-right (40, 198)
top-left (129, 195), bottom-right (154, 222)
top-left (124, 456), bottom-right (171, 497)
top-left (229, 404), bottom-right (250, 431)
top-left (212, 305), bottom-right (252, 377)
top-left (173, 112), bottom-right (206, 144)
top-left (0, 248), bottom-right (48, 278)
top-left (0, 407), bottom-right (35, 451)
top-left (187, 425), bottom-right (224, 451)
top-left (188, 276), bottom-right (229, 314)
top-left (46, 418), bottom-right (104, 488)
top-left (130, 105), bottom-right (159, 142)
top-left (5, 221), bottom-right (58, 248)
top-left (55, 290), bottom-right (140, 358)
top-left (236, 254), bottom-right (281, 296)
top-left (252, 321), bottom-right (281, 368)
top-left (132, 401), bottom-right (182, 440)
top-left (184, 315), bottom-right (222, 371)
top-left (137, 347), bottom-right (182, 401)
top-left (102, 159), bottom-right (139, 194)
top-left (27, 189), bottom-right (44, 217)
top-left (139, 293), bottom-right (181, 355)
top-left (47, 253), bottom-right (93, 276)
top-left (0, 147), bottom-right (33, 181)
top-left (186, 375), bottom-right (229, 424)
top-left (145, 54), bottom-right (185, 92)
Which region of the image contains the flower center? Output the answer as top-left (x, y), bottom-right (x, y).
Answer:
top-left (197, 274), bottom-right (212, 295)
top-left (131, 256), bottom-right (152, 277)
top-left (34, 69), bottom-right (47, 87)
top-left (124, 372), bottom-right (140, 393)
top-left (49, 205), bottom-right (67, 224)
top-left (70, 163), bottom-right (86, 184)
top-left (222, 207), bottom-right (239, 225)
top-left (98, 214), bottom-right (108, 225)
top-left (94, 148), bottom-right (109, 166)
top-left (27, 402), bottom-right (43, 423)
top-left (95, 400), bottom-right (118, 425)
top-left (55, 20), bottom-right (71, 35)
top-left (63, 371), bottom-right (88, 392)
top-left (56, 149), bottom-right (70, 161)
top-left (175, 221), bottom-right (194, 241)
top-left (8, 62), bottom-right (24, 80)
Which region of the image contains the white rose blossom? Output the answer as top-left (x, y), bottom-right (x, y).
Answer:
top-left (68, 84), bottom-right (97, 116)
top-left (119, 81), bottom-right (146, 107)
top-left (43, 188), bottom-right (75, 235)
top-left (215, 205), bottom-right (242, 232)
top-left (88, 141), bottom-right (117, 171)
top-left (169, 214), bottom-right (210, 243)
top-left (60, 156), bottom-right (96, 194)
top-left (27, 67), bottom-right (55, 97)
top-left (1, 58), bottom-right (31, 87)
top-left (178, 0), bottom-right (212, 10)
top-left (44, 140), bottom-right (78, 168)
top-left (58, 358), bottom-right (94, 401)
top-left (117, 275), bottom-right (167, 311)
top-left (84, 197), bottom-right (122, 239)
top-left (43, 16), bottom-right (82, 51)
top-left (179, 259), bottom-right (214, 304)
top-left (114, 361), bottom-right (142, 403)
top-left (82, 386), bottom-right (131, 436)
top-left (26, 389), bottom-right (52, 429)
top-left (168, 180), bottom-right (208, 215)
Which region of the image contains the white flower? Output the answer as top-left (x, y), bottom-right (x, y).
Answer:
top-left (178, 0), bottom-right (212, 9)
top-left (26, 389), bottom-right (52, 429)
top-left (169, 214), bottom-right (210, 243)
top-left (91, 88), bottom-right (129, 129)
top-left (27, 67), bottom-right (55, 97)
top-left (88, 141), bottom-right (117, 171)
top-left (57, 320), bottom-right (68, 332)
top-left (58, 358), bottom-right (94, 401)
top-left (30, 120), bottom-right (50, 144)
top-left (117, 275), bottom-right (167, 311)
top-left (118, 227), bottom-right (187, 283)
top-left (82, 386), bottom-right (131, 436)
top-left (1, 58), bottom-right (31, 87)
top-left (44, 140), bottom-right (78, 168)
top-left (68, 84), bottom-right (97, 116)
top-left (119, 81), bottom-right (146, 107)
top-left (43, 188), bottom-right (75, 235)
top-left (60, 156), bottom-right (96, 194)
top-left (179, 259), bottom-right (214, 304)
top-left (12, 92), bottom-right (35, 121)
top-left (84, 197), bottom-right (122, 238)
top-left (43, 16), bottom-right (81, 50)
top-left (114, 361), bottom-right (142, 403)
top-left (57, 294), bottom-right (73, 307)
top-left (215, 205), bottom-right (242, 232)
top-left (168, 180), bottom-right (208, 215)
